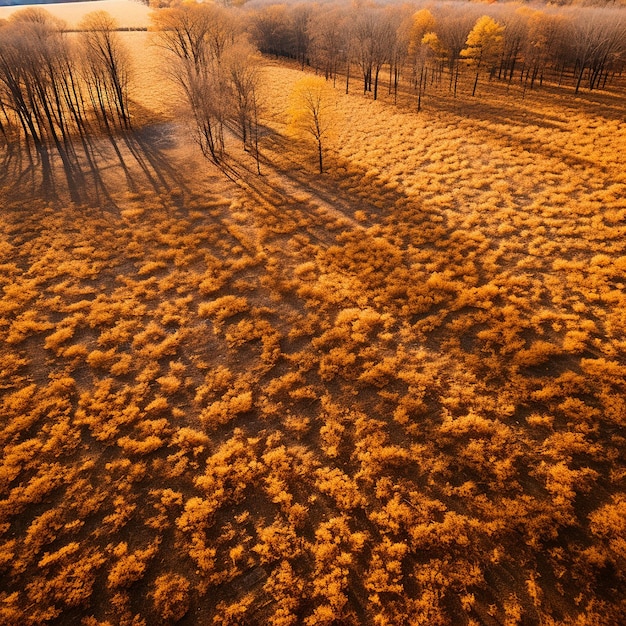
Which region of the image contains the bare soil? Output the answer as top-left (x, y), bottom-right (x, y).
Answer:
top-left (1, 37), bottom-right (625, 626)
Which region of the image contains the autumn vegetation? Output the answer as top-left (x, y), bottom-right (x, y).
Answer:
top-left (1, 0), bottom-right (625, 624)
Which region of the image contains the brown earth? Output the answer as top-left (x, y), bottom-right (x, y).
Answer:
top-left (1, 32), bottom-right (625, 626)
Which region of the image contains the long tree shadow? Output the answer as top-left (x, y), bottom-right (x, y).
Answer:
top-left (1, 120), bottom-right (190, 209)
top-left (0, 142), bottom-right (39, 193)
top-left (120, 122), bottom-right (188, 198)
top-left (220, 126), bottom-right (474, 299)
top-left (223, 127), bottom-right (447, 254)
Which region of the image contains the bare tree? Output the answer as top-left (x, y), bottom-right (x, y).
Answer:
top-left (491, 5), bottom-right (529, 83)
top-left (23, 21), bottom-right (83, 195)
top-left (249, 4), bottom-right (293, 59)
top-left (223, 39), bottom-right (263, 171)
top-left (0, 22), bottom-right (53, 189)
top-left (206, 4), bottom-right (239, 65)
top-left (151, 4), bottom-right (213, 72)
top-left (520, 8), bottom-right (563, 91)
top-left (80, 11), bottom-right (132, 130)
top-left (385, 4), bottom-right (413, 101)
top-left (353, 8), bottom-right (396, 101)
top-left (289, 76), bottom-right (336, 174)
top-left (291, 4), bottom-right (311, 70)
top-left (435, 7), bottom-right (479, 97)
top-left (309, 6), bottom-right (346, 86)
top-left (152, 4), bottom-right (250, 164)
top-left (152, 4), bottom-right (228, 163)
top-left (567, 8), bottom-right (626, 93)
top-left (0, 9), bottom-right (84, 198)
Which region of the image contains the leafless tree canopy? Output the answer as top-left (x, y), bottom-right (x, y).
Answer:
top-left (151, 4), bottom-right (264, 167)
top-left (0, 8), bottom-right (134, 200)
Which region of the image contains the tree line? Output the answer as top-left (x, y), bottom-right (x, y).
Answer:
top-left (0, 4), bottom-right (267, 196)
top-left (247, 0), bottom-right (626, 99)
top-left (0, 8), bottom-right (131, 201)
top-left (150, 0), bottom-right (625, 171)
top-left (155, 0), bottom-right (625, 167)
top-left (1, 1), bottom-right (624, 196)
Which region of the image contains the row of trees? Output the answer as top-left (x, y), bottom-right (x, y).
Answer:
top-left (2, 2), bottom-right (624, 190)
top-left (248, 1), bottom-right (626, 98)
top-left (0, 3), bottom-right (331, 192)
top-left (151, 3), bottom-right (263, 169)
top-left (0, 9), bottom-right (131, 200)
top-left (0, 4), bottom-right (267, 195)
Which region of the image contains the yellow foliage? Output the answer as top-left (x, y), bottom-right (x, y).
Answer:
top-left (6, 311), bottom-right (53, 344)
top-left (315, 467), bottom-right (364, 510)
top-left (171, 427), bottom-right (210, 453)
top-left (253, 517), bottom-right (301, 563)
top-left (199, 390), bottom-right (253, 427)
top-left (365, 538), bottom-right (408, 598)
top-left (151, 573), bottom-right (190, 621)
top-left (513, 340), bottom-right (560, 367)
top-left (589, 495), bottom-right (626, 561)
top-left (117, 435), bottom-right (164, 455)
top-left (198, 295), bottom-right (249, 323)
top-left (107, 541), bottom-right (158, 589)
top-left (27, 546), bottom-right (105, 611)
top-left (288, 76), bottom-right (337, 173)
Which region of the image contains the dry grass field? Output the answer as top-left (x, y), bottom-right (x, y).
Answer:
top-left (0, 0), bottom-right (151, 29)
top-left (1, 25), bottom-right (626, 626)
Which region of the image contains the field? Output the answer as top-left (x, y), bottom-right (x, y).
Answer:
top-left (1, 21), bottom-right (626, 626)
top-left (0, 0), bottom-right (151, 29)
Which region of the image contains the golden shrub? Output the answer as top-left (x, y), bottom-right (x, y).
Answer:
top-left (198, 295), bottom-right (248, 323)
top-left (199, 390), bottom-right (253, 428)
top-left (107, 541), bottom-right (158, 589)
top-left (150, 573), bottom-right (190, 621)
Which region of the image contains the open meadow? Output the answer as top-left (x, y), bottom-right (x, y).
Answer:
top-left (1, 7), bottom-right (626, 625)
top-left (0, 0), bottom-right (151, 29)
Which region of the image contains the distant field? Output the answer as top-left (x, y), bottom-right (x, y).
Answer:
top-left (0, 0), bottom-right (150, 28)
top-left (1, 25), bottom-right (626, 626)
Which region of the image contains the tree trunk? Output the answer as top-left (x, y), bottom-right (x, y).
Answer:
top-left (373, 67), bottom-right (380, 100)
top-left (509, 58), bottom-right (517, 83)
top-left (449, 58), bottom-right (455, 92)
top-left (575, 65), bottom-right (585, 94)
top-left (253, 98), bottom-right (260, 175)
top-left (317, 138), bottom-right (323, 174)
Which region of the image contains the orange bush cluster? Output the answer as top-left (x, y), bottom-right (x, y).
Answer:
top-left (0, 29), bottom-right (625, 626)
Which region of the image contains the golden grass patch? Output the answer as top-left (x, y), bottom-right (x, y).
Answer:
top-left (1, 34), bottom-right (625, 626)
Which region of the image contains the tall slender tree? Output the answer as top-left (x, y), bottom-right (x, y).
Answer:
top-left (289, 76), bottom-right (336, 174)
top-left (435, 8), bottom-right (479, 97)
top-left (80, 11), bottom-right (132, 130)
top-left (152, 4), bottom-right (227, 162)
top-left (223, 39), bottom-right (263, 172)
top-left (461, 15), bottom-right (505, 97)
top-left (309, 6), bottom-right (346, 86)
